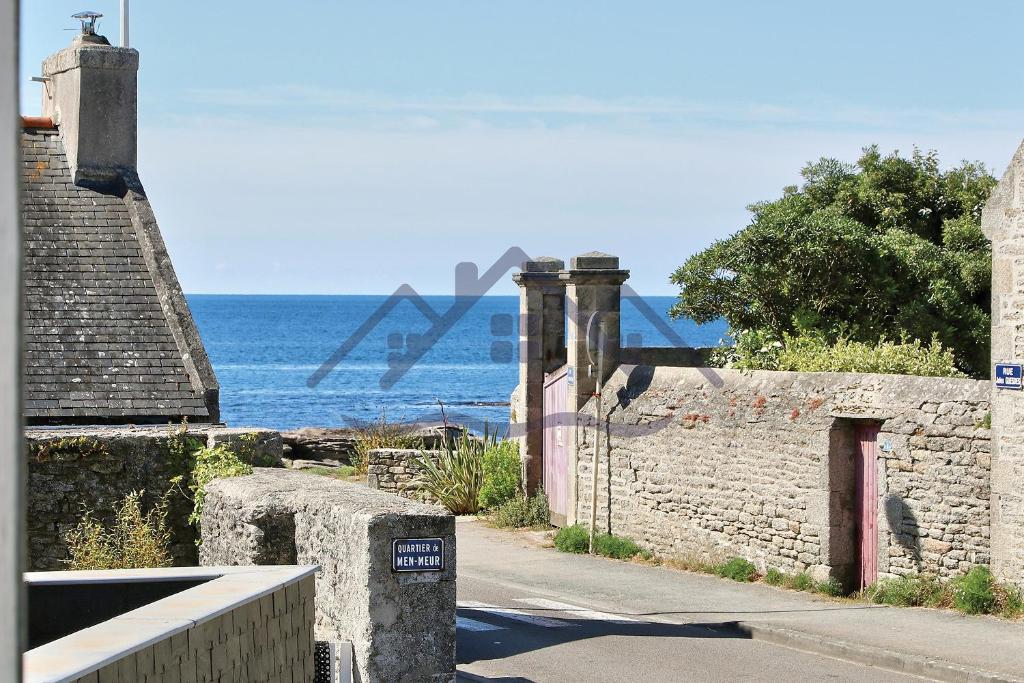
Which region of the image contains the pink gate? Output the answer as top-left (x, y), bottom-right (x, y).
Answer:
top-left (855, 424), bottom-right (880, 590)
top-left (543, 366), bottom-right (570, 526)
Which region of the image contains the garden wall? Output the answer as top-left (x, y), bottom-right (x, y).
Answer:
top-left (366, 448), bottom-right (439, 502)
top-left (24, 425), bottom-right (282, 569)
top-left (577, 366), bottom-right (991, 583)
top-left (200, 468), bottom-right (456, 683)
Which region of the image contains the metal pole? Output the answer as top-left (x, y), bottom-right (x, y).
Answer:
top-left (588, 320), bottom-right (605, 554)
top-left (120, 0), bottom-right (129, 48)
top-left (0, 0), bottom-right (25, 675)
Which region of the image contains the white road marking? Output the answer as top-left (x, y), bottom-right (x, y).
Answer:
top-left (515, 598), bottom-right (641, 623)
top-left (457, 616), bottom-right (505, 632)
top-left (458, 600), bottom-right (568, 628)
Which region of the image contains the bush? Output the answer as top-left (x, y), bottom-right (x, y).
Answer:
top-left (952, 566), bottom-right (997, 615)
top-left (552, 525), bottom-right (645, 560)
top-left (714, 557), bottom-right (757, 582)
top-left (352, 413), bottom-right (424, 474)
top-left (865, 568), bottom-right (1024, 617)
top-left (553, 524), bottom-right (590, 554)
top-left (764, 568), bottom-right (784, 586)
top-left (490, 490), bottom-right (550, 529)
top-left (478, 440), bottom-right (521, 510)
top-left (413, 428), bottom-right (491, 515)
top-left (172, 444), bottom-right (253, 528)
top-left (997, 584), bottom-right (1024, 618)
top-left (786, 573), bottom-right (815, 592)
top-left (670, 147), bottom-right (995, 378)
top-left (64, 490), bottom-right (172, 570)
top-left (723, 331), bottom-right (965, 378)
top-left (594, 533), bottom-right (642, 560)
top-left (865, 575), bottom-right (945, 608)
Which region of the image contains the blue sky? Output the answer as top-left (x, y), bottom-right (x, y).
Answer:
top-left (19, 1), bottom-right (1024, 296)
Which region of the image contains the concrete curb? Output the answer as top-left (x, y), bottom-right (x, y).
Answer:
top-left (721, 621), bottom-right (1024, 683)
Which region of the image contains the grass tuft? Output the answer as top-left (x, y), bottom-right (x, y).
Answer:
top-left (553, 525), bottom-right (644, 560)
top-left (785, 573), bottom-right (815, 592)
top-left (714, 557), bottom-right (757, 582)
top-left (815, 577), bottom-right (846, 597)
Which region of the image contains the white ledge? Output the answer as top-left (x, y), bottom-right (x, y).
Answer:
top-left (24, 564), bottom-right (318, 683)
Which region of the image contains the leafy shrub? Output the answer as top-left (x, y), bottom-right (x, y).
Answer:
top-left (714, 557), bottom-right (757, 582)
top-left (764, 568), bottom-right (784, 586)
top-left (594, 533), bottom-right (643, 560)
top-left (352, 413), bottom-right (423, 474)
top-left (786, 573), bottom-right (815, 592)
top-left (478, 440), bottom-right (521, 510)
top-left (670, 147), bottom-right (995, 378)
top-left (490, 490), bottom-right (550, 529)
top-left (865, 575), bottom-right (945, 607)
top-left (952, 566), bottom-right (997, 615)
top-left (64, 490), bottom-right (172, 570)
top-left (553, 525), bottom-right (590, 554)
top-left (412, 428), bottom-right (491, 514)
top-left (172, 444), bottom-right (253, 528)
top-left (723, 331), bottom-right (964, 378)
top-left (815, 578), bottom-right (846, 597)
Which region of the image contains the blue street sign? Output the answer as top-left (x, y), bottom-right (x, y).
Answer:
top-left (995, 363), bottom-right (1023, 390)
top-left (392, 538), bottom-right (445, 572)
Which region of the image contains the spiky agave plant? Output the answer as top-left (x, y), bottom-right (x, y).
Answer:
top-left (412, 424), bottom-right (495, 514)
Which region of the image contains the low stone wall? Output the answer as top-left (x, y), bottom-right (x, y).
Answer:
top-left (25, 425), bottom-right (282, 569)
top-left (578, 366), bottom-right (991, 584)
top-left (76, 577), bottom-right (313, 683)
top-left (366, 448), bottom-right (439, 502)
top-left (200, 468), bottom-right (456, 683)
top-left (25, 566), bottom-right (315, 683)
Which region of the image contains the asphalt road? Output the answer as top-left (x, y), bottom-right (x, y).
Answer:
top-left (455, 520), bottom-right (926, 683)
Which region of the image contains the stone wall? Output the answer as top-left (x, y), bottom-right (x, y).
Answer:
top-left (25, 425), bottom-right (282, 569)
top-left (981, 141), bottom-right (1024, 586)
top-left (200, 468), bottom-right (456, 683)
top-left (69, 576), bottom-right (315, 683)
top-left (366, 448), bottom-right (439, 502)
top-left (577, 366), bottom-right (991, 584)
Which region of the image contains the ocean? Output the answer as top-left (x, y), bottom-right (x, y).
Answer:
top-left (187, 295), bottom-right (727, 431)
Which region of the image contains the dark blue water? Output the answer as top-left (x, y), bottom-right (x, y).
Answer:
top-left (187, 295), bottom-right (726, 431)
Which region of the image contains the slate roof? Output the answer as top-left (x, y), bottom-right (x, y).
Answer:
top-left (21, 126), bottom-right (218, 423)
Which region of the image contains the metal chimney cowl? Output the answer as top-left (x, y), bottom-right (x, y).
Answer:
top-left (40, 29), bottom-right (140, 185)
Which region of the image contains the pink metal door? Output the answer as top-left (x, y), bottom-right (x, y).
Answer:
top-left (855, 424), bottom-right (880, 589)
top-left (543, 366), bottom-right (569, 525)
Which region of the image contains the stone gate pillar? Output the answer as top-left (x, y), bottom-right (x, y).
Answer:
top-left (564, 252), bottom-right (629, 526)
top-left (982, 141), bottom-right (1024, 587)
top-left (512, 257), bottom-right (566, 495)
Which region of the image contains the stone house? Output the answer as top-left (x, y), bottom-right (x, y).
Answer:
top-left (18, 26), bottom-right (236, 571)
top-left (20, 29), bottom-right (218, 425)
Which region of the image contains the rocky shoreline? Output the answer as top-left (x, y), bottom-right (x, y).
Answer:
top-left (280, 423), bottom-right (461, 470)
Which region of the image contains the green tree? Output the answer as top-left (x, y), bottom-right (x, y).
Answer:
top-left (670, 146), bottom-right (996, 377)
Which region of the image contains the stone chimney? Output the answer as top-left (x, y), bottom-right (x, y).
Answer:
top-left (41, 26), bottom-right (139, 185)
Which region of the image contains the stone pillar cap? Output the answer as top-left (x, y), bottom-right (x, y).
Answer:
top-left (521, 256), bottom-right (565, 273)
top-left (570, 252), bottom-right (619, 270)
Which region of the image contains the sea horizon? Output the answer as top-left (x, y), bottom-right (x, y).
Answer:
top-left (188, 294), bottom-right (728, 432)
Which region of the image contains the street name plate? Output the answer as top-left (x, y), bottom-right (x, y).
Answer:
top-left (392, 538), bottom-right (445, 572)
top-left (995, 363), bottom-right (1023, 390)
